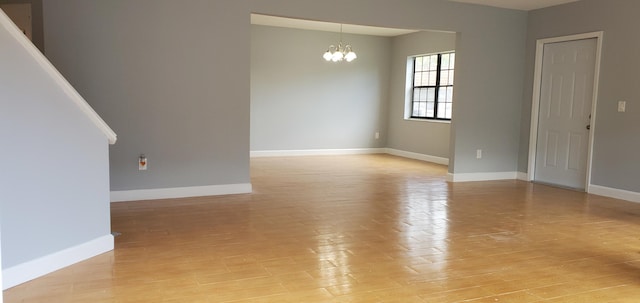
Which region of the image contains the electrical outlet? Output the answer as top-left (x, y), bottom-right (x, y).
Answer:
top-left (139, 154), bottom-right (147, 170)
top-left (375, 132), bottom-right (380, 140)
top-left (476, 149), bottom-right (482, 159)
top-left (618, 101), bottom-right (626, 112)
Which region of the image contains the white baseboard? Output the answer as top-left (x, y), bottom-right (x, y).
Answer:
top-left (588, 185), bottom-right (640, 203)
top-left (2, 234), bottom-right (114, 290)
top-left (250, 148), bottom-right (450, 166)
top-left (447, 171), bottom-right (519, 182)
top-left (250, 148), bottom-right (385, 157)
top-left (111, 183), bottom-right (252, 202)
top-left (517, 172), bottom-right (529, 181)
top-left (385, 148), bottom-right (449, 165)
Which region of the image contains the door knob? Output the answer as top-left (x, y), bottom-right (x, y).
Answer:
top-left (586, 124), bottom-right (591, 130)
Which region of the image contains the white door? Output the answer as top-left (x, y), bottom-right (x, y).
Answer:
top-left (534, 38), bottom-right (597, 190)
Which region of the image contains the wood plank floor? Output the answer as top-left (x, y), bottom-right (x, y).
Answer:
top-left (5, 154), bottom-right (640, 302)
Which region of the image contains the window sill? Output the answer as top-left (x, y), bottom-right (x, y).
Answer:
top-left (405, 118), bottom-right (452, 124)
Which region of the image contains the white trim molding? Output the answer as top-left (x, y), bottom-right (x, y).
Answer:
top-left (250, 148), bottom-right (385, 158)
top-left (385, 148), bottom-right (449, 165)
top-left (0, 10), bottom-right (117, 144)
top-left (2, 234), bottom-right (114, 290)
top-left (589, 185), bottom-right (640, 204)
top-left (250, 148), bottom-right (449, 166)
top-left (447, 172), bottom-right (519, 183)
top-left (516, 172), bottom-right (529, 181)
top-left (110, 183), bottom-right (252, 202)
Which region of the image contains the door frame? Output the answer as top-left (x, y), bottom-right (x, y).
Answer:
top-left (527, 31), bottom-right (604, 191)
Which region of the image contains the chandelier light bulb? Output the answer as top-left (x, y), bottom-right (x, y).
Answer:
top-left (332, 50), bottom-right (344, 62)
top-left (323, 49), bottom-right (333, 61)
top-left (345, 51), bottom-right (357, 62)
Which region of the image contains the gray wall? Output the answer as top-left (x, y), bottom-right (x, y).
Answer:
top-left (521, 0), bottom-right (640, 192)
top-left (43, 0), bottom-right (251, 191)
top-left (0, 0), bottom-right (43, 51)
top-left (251, 26), bottom-right (455, 157)
top-left (387, 30), bottom-right (456, 158)
top-left (0, 19), bottom-right (111, 269)
top-left (251, 25), bottom-right (390, 151)
top-left (43, 0), bottom-right (528, 193)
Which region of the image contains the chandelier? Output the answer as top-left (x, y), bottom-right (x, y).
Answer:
top-left (322, 24), bottom-right (357, 62)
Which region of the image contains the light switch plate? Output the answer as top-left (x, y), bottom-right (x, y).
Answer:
top-left (618, 101), bottom-right (626, 112)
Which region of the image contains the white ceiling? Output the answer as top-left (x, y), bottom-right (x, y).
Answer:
top-left (448, 0), bottom-right (581, 11)
top-left (252, 0), bottom-right (582, 37)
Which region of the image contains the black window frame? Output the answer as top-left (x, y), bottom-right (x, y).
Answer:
top-left (409, 52), bottom-right (454, 121)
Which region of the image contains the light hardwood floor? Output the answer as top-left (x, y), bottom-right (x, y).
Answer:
top-left (5, 154), bottom-right (640, 302)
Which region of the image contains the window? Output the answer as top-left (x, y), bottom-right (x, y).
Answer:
top-left (408, 52), bottom-right (455, 120)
